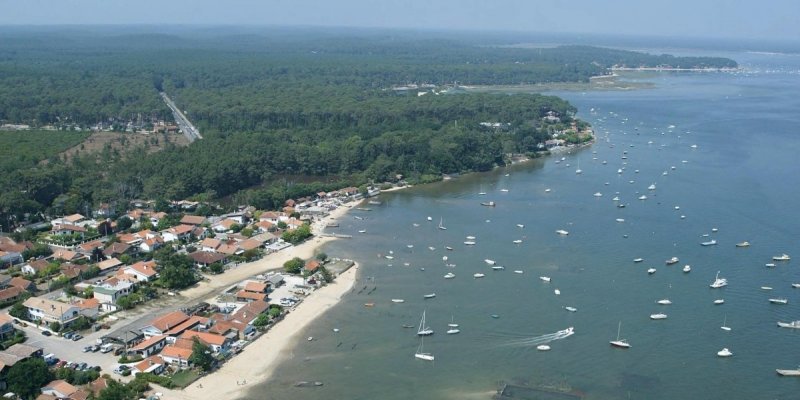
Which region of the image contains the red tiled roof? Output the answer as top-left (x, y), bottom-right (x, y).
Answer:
top-left (0, 287), bottom-right (23, 302)
top-left (130, 335), bottom-right (166, 351)
top-left (8, 276), bottom-right (32, 290)
top-left (236, 290), bottom-right (266, 301)
top-left (180, 330), bottom-right (227, 346)
top-left (180, 215), bottom-right (206, 226)
top-left (244, 281), bottom-right (268, 293)
top-left (160, 345), bottom-right (192, 360)
top-left (149, 311), bottom-right (190, 332)
top-left (163, 316), bottom-right (207, 336)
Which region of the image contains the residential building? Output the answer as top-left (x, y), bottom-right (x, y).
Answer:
top-left (23, 297), bottom-right (80, 325)
top-left (129, 335), bottom-right (167, 357)
top-left (188, 251), bottom-right (226, 268)
top-left (0, 314), bottom-right (15, 339)
top-left (22, 259), bottom-right (50, 276)
top-left (133, 355), bottom-right (165, 375)
top-left (141, 311), bottom-right (190, 338)
top-left (71, 298), bottom-right (101, 318)
top-left (179, 215), bottom-right (206, 226)
top-left (92, 280), bottom-right (134, 304)
top-left (159, 344), bottom-right (192, 367)
top-left (102, 243), bottom-right (132, 258)
top-left (179, 330), bottom-right (230, 353)
top-left (0, 287), bottom-right (25, 304)
top-left (40, 379), bottom-right (83, 399)
top-left (124, 261), bottom-right (158, 282)
top-left (96, 258), bottom-right (123, 274)
top-left (8, 276), bottom-right (35, 292)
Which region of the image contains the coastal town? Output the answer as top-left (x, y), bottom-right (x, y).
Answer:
top-left (0, 185), bottom-right (378, 400)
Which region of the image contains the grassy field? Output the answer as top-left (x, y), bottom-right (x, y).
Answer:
top-left (0, 130), bottom-right (90, 172)
top-left (169, 369), bottom-right (202, 388)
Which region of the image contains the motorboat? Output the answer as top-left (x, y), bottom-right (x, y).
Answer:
top-left (564, 306), bottom-right (578, 312)
top-left (792, 283), bottom-right (800, 288)
top-left (594, 192), bottom-right (603, 197)
top-left (545, 188), bottom-right (551, 193)
top-left (537, 345), bottom-right (551, 351)
top-left (616, 218), bottom-right (625, 223)
top-left (423, 293), bottom-right (436, 299)
top-left (633, 258), bottom-right (644, 263)
top-left (682, 265), bottom-right (691, 273)
top-left (554, 289), bottom-right (561, 295)
top-left (391, 299), bottom-right (405, 303)
top-left (516, 224), bottom-right (525, 228)
top-left (491, 266), bottom-right (505, 271)
top-left (539, 276), bottom-right (551, 282)
top-left (735, 241), bottom-right (750, 247)
top-left (648, 184), bottom-right (656, 190)
top-left (656, 299), bottom-right (672, 305)
top-left (777, 320), bottom-right (800, 329)
top-left (513, 270), bottom-right (524, 274)
top-left (709, 271), bottom-right (727, 288)
top-left (773, 254), bottom-right (791, 261)
top-left (701, 239), bottom-right (717, 246)
top-left (464, 241), bottom-right (476, 245)
top-left (647, 268), bottom-right (657, 274)
top-left (761, 286), bottom-right (773, 290)
top-left (769, 298), bottom-right (788, 305)
top-left (766, 263), bottom-right (776, 268)
top-left (717, 348), bottom-right (733, 357)
top-left (638, 195), bottom-right (648, 200)
top-left (484, 259), bottom-right (496, 265)
top-left (480, 201), bottom-right (496, 207)
top-left (512, 239), bottom-right (523, 244)
top-left (650, 313), bottom-right (668, 320)
top-left (714, 299), bottom-right (725, 305)
top-left (444, 272), bottom-right (455, 279)
top-left (473, 273), bottom-right (485, 278)
top-left (776, 368), bottom-right (800, 376)
top-left (666, 257), bottom-right (679, 265)
top-left (555, 229), bottom-right (569, 235)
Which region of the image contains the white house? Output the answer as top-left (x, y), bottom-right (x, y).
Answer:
top-left (93, 280), bottom-right (135, 304)
top-left (124, 261), bottom-right (159, 282)
top-left (23, 297), bottom-right (81, 326)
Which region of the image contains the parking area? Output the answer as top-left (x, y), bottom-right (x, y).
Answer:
top-left (19, 323), bottom-right (119, 373)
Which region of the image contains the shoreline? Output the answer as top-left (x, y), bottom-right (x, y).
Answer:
top-left (156, 205), bottom-right (357, 400)
top-left (160, 262), bottom-right (359, 400)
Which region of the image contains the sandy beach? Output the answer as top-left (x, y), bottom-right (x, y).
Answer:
top-left (158, 204), bottom-right (357, 400)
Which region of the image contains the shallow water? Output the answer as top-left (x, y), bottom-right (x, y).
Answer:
top-left (247, 49), bottom-right (800, 400)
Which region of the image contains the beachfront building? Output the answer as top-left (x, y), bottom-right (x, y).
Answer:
top-left (141, 311), bottom-right (190, 338)
top-left (159, 343), bottom-right (192, 367)
top-left (128, 335), bottom-right (167, 357)
top-left (179, 330), bottom-right (230, 353)
top-left (133, 355), bottom-right (166, 376)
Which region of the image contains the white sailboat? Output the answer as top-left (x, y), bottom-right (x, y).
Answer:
top-left (721, 314), bottom-right (731, 331)
top-left (446, 316), bottom-right (460, 334)
top-left (417, 310), bottom-right (434, 336)
top-left (414, 336), bottom-right (434, 361)
top-left (610, 321), bottom-right (631, 348)
top-left (438, 217), bottom-right (447, 230)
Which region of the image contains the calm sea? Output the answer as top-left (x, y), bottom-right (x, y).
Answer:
top-left (247, 48), bottom-right (800, 400)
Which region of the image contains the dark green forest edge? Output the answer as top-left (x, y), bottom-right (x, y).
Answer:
top-left (0, 28), bottom-right (736, 227)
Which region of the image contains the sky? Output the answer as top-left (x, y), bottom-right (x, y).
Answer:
top-left (1, 0), bottom-right (799, 41)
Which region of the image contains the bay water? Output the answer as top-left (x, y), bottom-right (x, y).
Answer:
top-left (248, 48), bottom-right (800, 400)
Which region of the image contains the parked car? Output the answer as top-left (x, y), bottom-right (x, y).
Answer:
top-left (113, 365), bottom-right (130, 375)
top-left (82, 346), bottom-right (92, 353)
top-left (77, 362), bottom-right (88, 371)
top-left (90, 345), bottom-right (100, 352)
top-left (63, 332), bottom-right (73, 339)
top-left (72, 334), bottom-right (83, 341)
top-left (55, 360), bottom-right (66, 368)
top-left (41, 330), bottom-right (52, 336)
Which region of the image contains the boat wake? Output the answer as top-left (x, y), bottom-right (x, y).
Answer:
top-left (497, 327), bottom-right (575, 347)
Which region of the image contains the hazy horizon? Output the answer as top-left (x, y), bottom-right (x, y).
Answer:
top-left (2, 0), bottom-right (798, 42)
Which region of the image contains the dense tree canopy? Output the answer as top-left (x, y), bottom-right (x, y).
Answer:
top-left (0, 28), bottom-right (737, 227)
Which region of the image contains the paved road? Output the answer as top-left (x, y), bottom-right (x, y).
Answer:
top-left (160, 92), bottom-right (202, 143)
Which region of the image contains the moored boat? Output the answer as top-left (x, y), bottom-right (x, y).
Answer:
top-left (610, 322), bottom-right (631, 349)
top-left (773, 254), bottom-right (791, 261)
top-left (555, 229), bottom-right (569, 235)
top-left (656, 299), bottom-right (672, 305)
top-left (709, 271), bottom-right (728, 288)
top-left (769, 298), bottom-right (788, 304)
top-left (776, 368), bottom-right (800, 376)
top-left (650, 313), bottom-right (668, 320)
top-left (735, 241), bottom-right (750, 247)
top-left (682, 265), bottom-right (691, 273)
top-left (647, 268), bottom-right (657, 275)
top-left (777, 320), bottom-right (800, 329)
top-left (666, 257), bottom-right (679, 265)
top-left (717, 348), bottom-right (733, 357)
top-left (473, 273), bottom-right (485, 278)
top-left (701, 239), bottom-right (717, 246)
top-left (444, 272), bottom-right (455, 279)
